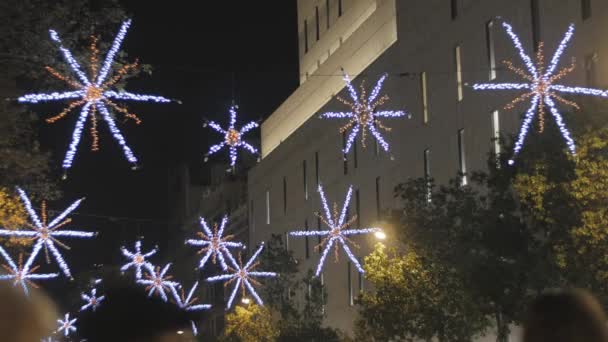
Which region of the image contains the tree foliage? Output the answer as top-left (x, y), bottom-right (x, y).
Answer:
top-left (220, 304), bottom-right (279, 342)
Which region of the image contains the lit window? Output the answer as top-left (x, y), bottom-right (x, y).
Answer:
top-left (458, 129), bottom-right (467, 185)
top-left (303, 160), bottom-right (308, 200)
top-left (421, 71), bottom-right (429, 123)
top-left (486, 20), bottom-right (497, 80)
top-left (265, 190), bottom-right (270, 225)
top-left (492, 111), bottom-right (501, 155)
top-left (455, 45), bottom-right (463, 101)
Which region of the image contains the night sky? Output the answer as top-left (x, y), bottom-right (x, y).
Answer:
top-left (37, 0), bottom-right (298, 287)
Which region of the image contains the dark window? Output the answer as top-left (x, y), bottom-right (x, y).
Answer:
top-left (304, 20), bottom-right (309, 53)
top-left (353, 139), bottom-right (358, 168)
top-left (486, 20), bottom-right (497, 80)
top-left (582, 0), bottom-right (592, 20)
top-left (342, 132), bottom-right (348, 175)
top-left (315, 151), bottom-right (320, 185)
top-left (451, 0), bottom-right (458, 20)
top-left (283, 177), bottom-right (287, 214)
top-left (303, 160), bottom-right (308, 200)
top-left (317, 216), bottom-right (322, 250)
top-left (338, 0), bottom-right (343, 16)
top-left (348, 262), bottom-right (353, 306)
top-left (305, 219), bottom-right (310, 259)
top-left (326, 0), bottom-right (331, 28)
top-left (315, 6), bottom-right (320, 41)
top-left (531, 0), bottom-right (541, 50)
top-left (355, 189), bottom-right (361, 228)
top-left (585, 53), bottom-right (598, 87)
top-left (424, 149), bottom-right (431, 202)
top-left (359, 271), bottom-right (364, 292)
top-left (375, 177), bottom-right (381, 220)
top-left (250, 200), bottom-right (255, 233)
top-left (458, 129), bottom-right (467, 185)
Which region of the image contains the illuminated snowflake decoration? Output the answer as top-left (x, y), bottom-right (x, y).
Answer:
top-left (18, 19), bottom-right (170, 171)
top-left (320, 72), bottom-right (409, 154)
top-left (205, 105), bottom-right (259, 167)
top-left (207, 244), bottom-right (276, 309)
top-left (170, 281), bottom-right (212, 311)
top-left (57, 313), bottom-right (77, 337)
top-left (120, 240), bottom-right (157, 279)
top-left (137, 263), bottom-right (180, 302)
top-left (80, 288), bottom-right (105, 312)
top-left (289, 185), bottom-right (380, 277)
top-left (473, 22), bottom-right (606, 165)
top-left (0, 245), bottom-right (57, 296)
top-left (0, 187), bottom-right (95, 279)
top-left (185, 216), bottom-right (243, 271)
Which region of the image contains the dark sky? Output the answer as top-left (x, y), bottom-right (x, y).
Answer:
top-left (38, 0), bottom-right (299, 283)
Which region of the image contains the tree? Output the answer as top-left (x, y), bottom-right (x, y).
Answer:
top-left (0, 187), bottom-right (30, 248)
top-left (219, 304), bottom-right (279, 342)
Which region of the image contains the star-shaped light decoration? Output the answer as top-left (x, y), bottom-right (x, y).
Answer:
top-left (204, 105), bottom-right (259, 167)
top-left (18, 19), bottom-right (170, 172)
top-left (0, 245), bottom-right (58, 296)
top-left (206, 243), bottom-right (276, 309)
top-left (289, 185), bottom-right (381, 277)
top-left (120, 240), bottom-right (157, 279)
top-left (0, 187), bottom-right (95, 279)
top-left (137, 263), bottom-right (180, 302)
top-left (80, 288), bottom-right (105, 312)
top-left (320, 71), bottom-right (409, 154)
top-left (170, 281), bottom-right (211, 337)
top-left (473, 22), bottom-right (606, 165)
top-left (185, 216), bottom-right (243, 271)
top-left (57, 313), bottom-right (77, 337)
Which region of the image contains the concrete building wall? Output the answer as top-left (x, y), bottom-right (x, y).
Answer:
top-left (249, 0), bottom-right (608, 336)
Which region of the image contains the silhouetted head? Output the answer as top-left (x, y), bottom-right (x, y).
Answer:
top-left (0, 283), bottom-right (57, 342)
top-left (523, 289), bottom-right (608, 342)
top-left (79, 281), bottom-right (197, 342)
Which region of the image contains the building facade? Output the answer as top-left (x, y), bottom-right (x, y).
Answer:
top-left (248, 0), bottom-right (608, 337)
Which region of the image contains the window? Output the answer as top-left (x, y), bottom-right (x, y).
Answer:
top-left (347, 262), bottom-right (353, 306)
top-left (283, 177), bottom-right (287, 215)
top-left (326, 0), bottom-right (331, 28)
top-left (421, 71), bottom-right (429, 123)
top-left (304, 20), bottom-right (309, 53)
top-left (531, 0), bottom-right (541, 50)
top-left (355, 189), bottom-right (361, 228)
top-left (492, 110), bottom-right (501, 155)
top-left (582, 0), bottom-right (592, 20)
top-left (359, 272), bottom-right (364, 293)
top-left (585, 53), bottom-right (598, 87)
top-left (303, 160), bottom-right (308, 200)
top-left (285, 232), bottom-right (290, 250)
top-left (486, 20), bottom-right (497, 80)
top-left (451, 0), bottom-right (458, 20)
top-left (342, 132), bottom-right (348, 175)
top-left (375, 177), bottom-right (381, 220)
top-left (305, 219), bottom-right (310, 259)
top-left (458, 129), bottom-right (467, 185)
top-left (455, 45), bottom-right (463, 101)
top-left (315, 151), bottom-right (320, 185)
top-left (338, 0), bottom-right (343, 17)
top-left (250, 200), bottom-right (255, 233)
top-left (266, 190), bottom-right (270, 224)
top-left (315, 6), bottom-right (320, 41)
top-left (424, 149), bottom-right (431, 202)
top-left (353, 139), bottom-right (358, 169)
top-left (320, 273), bottom-right (326, 314)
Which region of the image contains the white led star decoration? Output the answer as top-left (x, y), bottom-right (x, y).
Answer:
top-left (0, 245), bottom-right (57, 296)
top-left (185, 216), bottom-right (243, 271)
top-left (473, 22), bottom-right (606, 165)
top-left (289, 185), bottom-right (380, 277)
top-left (0, 187), bottom-right (95, 279)
top-left (320, 71), bottom-right (409, 154)
top-left (137, 263), bottom-right (180, 302)
top-left (120, 240), bottom-right (157, 279)
top-left (207, 243), bottom-right (276, 309)
top-left (57, 313), bottom-right (77, 337)
top-left (80, 288), bottom-right (105, 312)
top-left (170, 281), bottom-right (211, 336)
top-left (205, 105), bottom-right (259, 167)
top-left (18, 19), bottom-right (170, 172)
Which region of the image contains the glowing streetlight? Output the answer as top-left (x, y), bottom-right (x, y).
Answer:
top-left (374, 231), bottom-right (387, 240)
top-left (241, 297), bottom-right (251, 305)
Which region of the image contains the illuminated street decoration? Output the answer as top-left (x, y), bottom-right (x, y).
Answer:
top-left (80, 288), bottom-right (105, 312)
top-left (137, 263), bottom-right (180, 302)
top-left (205, 105), bottom-right (259, 167)
top-left (185, 216), bottom-right (243, 271)
top-left (57, 313), bottom-right (77, 337)
top-left (473, 22), bottom-right (606, 164)
top-left (289, 185), bottom-right (380, 277)
top-left (120, 240), bottom-right (157, 279)
top-left (0, 245), bottom-right (57, 296)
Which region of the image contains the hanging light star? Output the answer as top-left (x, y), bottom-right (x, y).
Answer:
top-left (289, 185), bottom-right (381, 277)
top-left (473, 22), bottom-right (606, 164)
top-left (80, 288), bottom-right (105, 312)
top-left (320, 71), bottom-right (409, 154)
top-left (0, 245), bottom-right (57, 296)
top-left (185, 216), bottom-right (243, 271)
top-left (206, 244), bottom-right (276, 309)
top-left (0, 187), bottom-right (95, 279)
top-left (18, 19), bottom-right (170, 172)
top-left (57, 313), bottom-right (77, 337)
top-left (120, 240), bottom-right (157, 279)
top-left (205, 105), bottom-right (259, 167)
top-left (137, 263), bottom-right (180, 302)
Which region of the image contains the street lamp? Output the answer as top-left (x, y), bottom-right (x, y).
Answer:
top-left (374, 231), bottom-right (387, 240)
top-left (241, 297), bottom-right (251, 305)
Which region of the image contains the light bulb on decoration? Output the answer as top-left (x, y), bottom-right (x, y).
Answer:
top-left (289, 185), bottom-right (381, 277)
top-left (206, 243), bottom-right (276, 309)
top-left (56, 313), bottom-right (77, 337)
top-left (80, 288), bottom-right (105, 312)
top-left (204, 105), bottom-right (259, 167)
top-left (0, 245), bottom-right (58, 296)
top-left (120, 240), bottom-right (158, 279)
top-left (136, 263), bottom-right (180, 302)
top-left (185, 216), bottom-right (244, 271)
top-left (320, 71), bottom-right (410, 154)
top-left (473, 22), bottom-right (607, 164)
top-left (0, 187), bottom-right (95, 279)
top-left (17, 19), bottom-right (170, 172)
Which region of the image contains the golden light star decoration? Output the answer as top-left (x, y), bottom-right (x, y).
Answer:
top-left (473, 22), bottom-right (607, 165)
